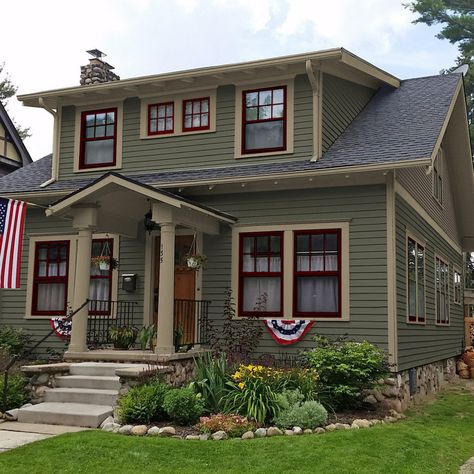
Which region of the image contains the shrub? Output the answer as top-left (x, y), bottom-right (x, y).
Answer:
top-left (0, 373), bottom-right (29, 410)
top-left (118, 379), bottom-right (168, 424)
top-left (274, 400), bottom-right (327, 429)
top-left (197, 413), bottom-right (257, 438)
top-left (303, 335), bottom-right (389, 409)
top-left (190, 352), bottom-right (229, 413)
top-left (0, 326), bottom-right (30, 357)
top-left (163, 387), bottom-right (204, 425)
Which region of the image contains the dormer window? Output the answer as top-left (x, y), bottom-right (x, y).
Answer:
top-left (79, 108), bottom-right (117, 169)
top-left (242, 86), bottom-right (286, 154)
top-left (148, 102), bottom-right (174, 135)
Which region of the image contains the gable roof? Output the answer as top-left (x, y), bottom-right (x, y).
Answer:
top-left (0, 73), bottom-right (463, 196)
top-left (0, 101), bottom-right (32, 167)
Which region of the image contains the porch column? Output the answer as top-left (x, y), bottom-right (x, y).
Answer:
top-left (67, 205), bottom-right (97, 353)
top-left (155, 222), bottom-right (176, 354)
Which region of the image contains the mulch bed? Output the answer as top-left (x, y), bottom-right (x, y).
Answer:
top-left (326, 404), bottom-right (391, 425)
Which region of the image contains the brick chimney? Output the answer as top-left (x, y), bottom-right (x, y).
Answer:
top-left (80, 49), bottom-right (120, 86)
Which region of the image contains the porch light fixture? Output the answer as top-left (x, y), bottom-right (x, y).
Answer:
top-left (144, 210), bottom-right (156, 234)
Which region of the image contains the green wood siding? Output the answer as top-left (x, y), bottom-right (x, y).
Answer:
top-left (201, 185), bottom-right (388, 356)
top-left (395, 195), bottom-right (463, 371)
top-left (322, 74), bottom-right (374, 153)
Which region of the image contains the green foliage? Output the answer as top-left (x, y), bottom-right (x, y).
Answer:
top-left (118, 380), bottom-right (168, 424)
top-left (0, 373), bottom-right (29, 410)
top-left (0, 326), bottom-right (30, 356)
top-left (273, 389), bottom-right (327, 429)
top-left (138, 325), bottom-right (156, 351)
top-left (197, 413), bottom-right (257, 438)
top-left (189, 352), bottom-right (229, 413)
top-left (303, 335), bottom-right (389, 409)
top-left (108, 326), bottom-right (138, 349)
top-left (163, 387), bottom-right (204, 425)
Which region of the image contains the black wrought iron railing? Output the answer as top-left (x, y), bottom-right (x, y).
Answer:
top-left (174, 298), bottom-right (210, 351)
top-left (87, 299), bottom-right (138, 348)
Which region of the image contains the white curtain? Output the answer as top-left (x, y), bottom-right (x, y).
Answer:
top-left (297, 276), bottom-right (338, 313)
top-left (37, 283), bottom-right (66, 312)
top-left (243, 277), bottom-right (281, 312)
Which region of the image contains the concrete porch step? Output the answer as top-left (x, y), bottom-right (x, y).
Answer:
top-left (17, 402), bottom-right (113, 428)
top-left (69, 362), bottom-right (153, 377)
top-left (55, 375), bottom-right (121, 390)
top-left (44, 387), bottom-right (119, 406)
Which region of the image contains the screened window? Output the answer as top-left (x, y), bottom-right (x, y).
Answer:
top-left (407, 237), bottom-right (425, 323)
top-left (454, 269), bottom-right (462, 305)
top-left (80, 108), bottom-right (117, 169)
top-left (435, 256), bottom-right (450, 325)
top-left (32, 241), bottom-right (69, 315)
top-left (243, 86), bottom-right (286, 153)
top-left (183, 97), bottom-right (210, 131)
top-left (148, 102), bottom-right (174, 135)
top-left (89, 239), bottom-right (113, 315)
top-left (239, 232), bottom-right (283, 316)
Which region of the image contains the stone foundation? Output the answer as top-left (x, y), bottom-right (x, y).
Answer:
top-left (365, 357), bottom-right (457, 412)
top-left (21, 363), bottom-right (71, 404)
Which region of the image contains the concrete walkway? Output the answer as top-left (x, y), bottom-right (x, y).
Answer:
top-left (0, 421), bottom-right (88, 452)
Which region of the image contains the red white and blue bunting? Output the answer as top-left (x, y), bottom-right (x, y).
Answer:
top-left (264, 319), bottom-right (314, 345)
top-left (50, 317), bottom-right (72, 340)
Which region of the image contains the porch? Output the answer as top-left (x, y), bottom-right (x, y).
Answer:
top-left (44, 173), bottom-right (236, 358)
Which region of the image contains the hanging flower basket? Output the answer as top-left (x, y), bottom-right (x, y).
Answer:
top-left (91, 255), bottom-right (119, 270)
top-left (186, 254), bottom-right (206, 270)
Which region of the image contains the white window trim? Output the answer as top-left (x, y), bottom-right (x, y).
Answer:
top-left (453, 265), bottom-right (462, 306)
top-left (231, 222), bottom-right (349, 320)
top-left (73, 101), bottom-right (124, 173)
top-left (25, 233), bottom-right (119, 319)
top-left (139, 88), bottom-right (217, 139)
top-left (234, 76), bottom-right (295, 159)
top-left (434, 253), bottom-right (450, 326)
top-left (405, 231), bottom-right (427, 325)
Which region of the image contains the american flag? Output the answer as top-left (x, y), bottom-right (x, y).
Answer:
top-left (0, 198), bottom-right (26, 289)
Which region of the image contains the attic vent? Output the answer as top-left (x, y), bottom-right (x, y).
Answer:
top-left (80, 49), bottom-right (120, 86)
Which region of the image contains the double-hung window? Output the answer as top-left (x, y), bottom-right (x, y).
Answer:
top-left (239, 232), bottom-right (283, 316)
top-left (435, 256), bottom-right (450, 325)
top-left (80, 108), bottom-right (117, 169)
top-left (32, 241), bottom-right (69, 315)
top-left (242, 86), bottom-right (286, 153)
top-left (148, 102), bottom-right (174, 135)
top-left (183, 97), bottom-right (210, 131)
top-left (407, 237), bottom-right (425, 323)
top-left (294, 230), bottom-right (340, 317)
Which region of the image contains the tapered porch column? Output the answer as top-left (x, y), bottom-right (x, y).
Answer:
top-left (155, 222), bottom-right (176, 354)
top-left (67, 205), bottom-right (97, 353)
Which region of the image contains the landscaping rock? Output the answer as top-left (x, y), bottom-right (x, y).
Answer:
top-left (293, 426), bottom-right (303, 435)
top-left (102, 422), bottom-right (121, 432)
top-left (335, 423), bottom-right (351, 430)
top-left (147, 426), bottom-right (161, 436)
top-left (185, 435), bottom-right (200, 440)
top-left (100, 416), bottom-right (115, 428)
top-left (384, 416), bottom-right (398, 423)
top-left (159, 426), bottom-right (176, 437)
top-left (267, 427), bottom-right (283, 437)
top-left (241, 431), bottom-right (254, 440)
top-left (325, 424), bottom-right (336, 432)
top-left (199, 434), bottom-right (210, 441)
top-left (371, 419), bottom-right (382, 425)
top-left (352, 419), bottom-right (371, 429)
top-left (211, 430), bottom-right (228, 441)
top-left (131, 425), bottom-right (148, 436)
top-left (350, 424), bottom-right (360, 429)
top-left (254, 428), bottom-right (267, 438)
top-left (284, 430), bottom-right (294, 436)
top-left (5, 409), bottom-right (19, 421)
top-left (118, 425), bottom-right (133, 435)
top-left (314, 427), bottom-right (326, 434)
top-left (303, 429), bottom-right (313, 435)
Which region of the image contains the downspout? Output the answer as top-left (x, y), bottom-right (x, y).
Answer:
top-left (305, 60), bottom-right (322, 162)
top-left (38, 97), bottom-right (59, 187)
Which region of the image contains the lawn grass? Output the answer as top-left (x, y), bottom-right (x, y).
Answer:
top-left (1, 385), bottom-right (473, 474)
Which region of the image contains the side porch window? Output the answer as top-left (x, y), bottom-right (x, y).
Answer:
top-left (435, 256), bottom-right (450, 325)
top-left (407, 237), bottom-right (425, 323)
top-left (89, 238), bottom-right (114, 314)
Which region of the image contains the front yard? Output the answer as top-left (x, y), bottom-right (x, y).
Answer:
top-left (0, 384), bottom-right (473, 474)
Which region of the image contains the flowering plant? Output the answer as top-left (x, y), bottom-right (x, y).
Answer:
top-left (186, 253), bottom-right (207, 270)
top-left (197, 413), bottom-right (257, 437)
top-left (91, 256), bottom-right (119, 269)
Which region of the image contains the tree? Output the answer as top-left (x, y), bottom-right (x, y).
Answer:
top-left (405, 1), bottom-right (474, 151)
top-left (0, 62), bottom-right (30, 139)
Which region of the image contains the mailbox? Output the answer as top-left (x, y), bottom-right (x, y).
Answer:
top-left (122, 273), bottom-right (137, 292)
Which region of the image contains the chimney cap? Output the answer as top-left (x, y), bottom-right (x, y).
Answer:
top-left (86, 49), bottom-right (107, 59)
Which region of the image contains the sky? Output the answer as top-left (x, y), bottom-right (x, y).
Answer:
top-left (1, 0), bottom-right (460, 161)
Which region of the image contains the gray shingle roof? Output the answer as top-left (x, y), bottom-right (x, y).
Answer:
top-left (0, 73), bottom-right (462, 195)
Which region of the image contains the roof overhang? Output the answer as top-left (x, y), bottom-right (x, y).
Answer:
top-left (18, 48), bottom-right (400, 109)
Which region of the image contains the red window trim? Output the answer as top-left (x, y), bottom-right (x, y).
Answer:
top-left (79, 107), bottom-right (117, 170)
top-left (32, 241), bottom-right (70, 316)
top-left (148, 102), bottom-right (174, 136)
top-left (238, 231), bottom-right (283, 317)
top-left (182, 97), bottom-right (210, 132)
top-left (241, 85), bottom-right (287, 155)
top-left (89, 238), bottom-right (113, 316)
top-left (293, 229), bottom-right (341, 318)
top-left (407, 237), bottom-right (425, 323)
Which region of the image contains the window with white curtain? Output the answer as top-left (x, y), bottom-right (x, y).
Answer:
top-left (435, 256), bottom-right (450, 325)
top-left (294, 230), bottom-right (340, 317)
top-left (89, 239), bottom-right (113, 315)
top-left (32, 241), bottom-right (69, 315)
top-left (453, 268), bottom-right (462, 305)
top-left (239, 232), bottom-right (283, 316)
top-left (407, 237), bottom-right (425, 323)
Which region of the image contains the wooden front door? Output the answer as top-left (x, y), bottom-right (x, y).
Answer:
top-left (153, 235), bottom-right (196, 345)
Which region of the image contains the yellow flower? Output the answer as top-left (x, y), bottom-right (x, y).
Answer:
top-left (238, 382), bottom-right (245, 389)
top-left (231, 372), bottom-right (241, 381)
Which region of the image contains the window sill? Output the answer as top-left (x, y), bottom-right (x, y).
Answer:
top-left (234, 315), bottom-right (349, 322)
top-left (74, 163), bottom-right (122, 173)
top-left (435, 322), bottom-right (450, 327)
top-left (139, 128), bottom-right (216, 140)
top-left (24, 315), bottom-right (66, 320)
top-left (234, 149), bottom-right (293, 160)
top-left (406, 320), bottom-right (426, 326)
